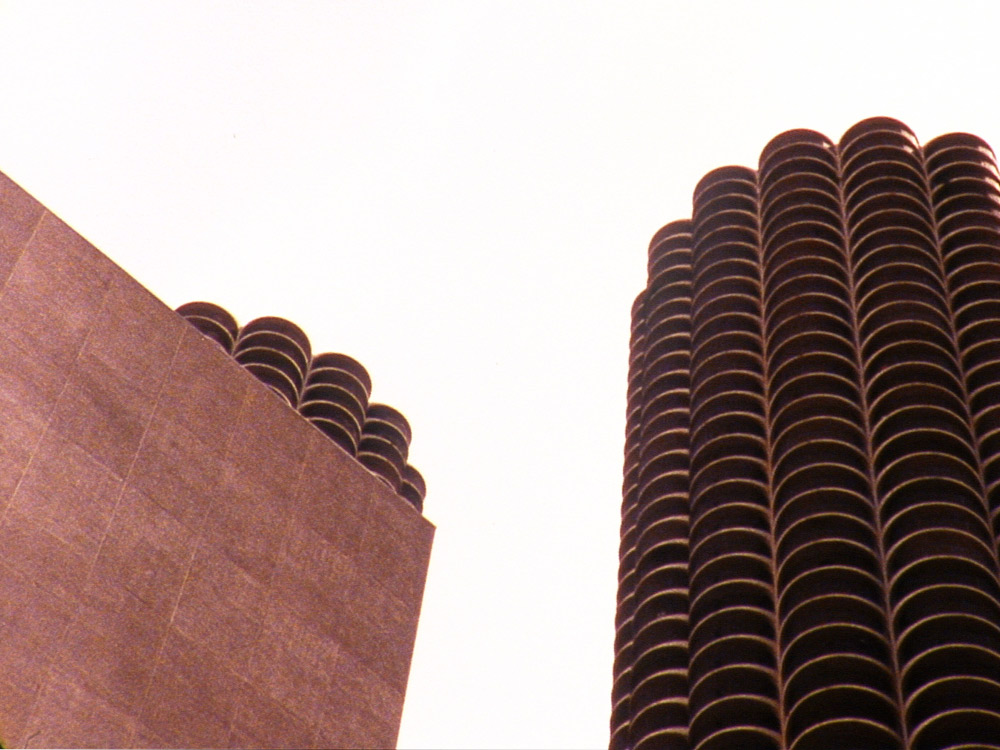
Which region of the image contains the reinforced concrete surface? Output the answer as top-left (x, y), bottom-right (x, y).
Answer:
top-left (0, 171), bottom-right (433, 749)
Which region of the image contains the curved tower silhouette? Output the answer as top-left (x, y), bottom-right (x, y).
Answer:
top-left (614, 118), bottom-right (1000, 750)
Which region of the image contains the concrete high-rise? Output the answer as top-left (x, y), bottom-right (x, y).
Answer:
top-left (0, 170), bottom-right (432, 748)
top-left (613, 118), bottom-right (1000, 750)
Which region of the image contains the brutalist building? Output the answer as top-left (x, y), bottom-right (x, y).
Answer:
top-left (0, 171), bottom-right (431, 749)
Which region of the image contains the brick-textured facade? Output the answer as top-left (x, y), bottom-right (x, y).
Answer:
top-left (0, 171), bottom-right (432, 748)
top-left (614, 118), bottom-right (1000, 749)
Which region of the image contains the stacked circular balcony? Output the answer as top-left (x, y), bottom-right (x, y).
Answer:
top-left (358, 403), bottom-right (410, 493)
top-left (839, 117), bottom-right (1000, 749)
top-left (760, 128), bottom-right (900, 749)
top-left (175, 302), bottom-right (239, 353)
top-left (400, 464), bottom-right (426, 513)
top-left (176, 303), bottom-right (425, 513)
top-left (234, 317), bottom-right (311, 408)
top-left (687, 166), bottom-right (780, 750)
top-left (300, 353), bottom-right (371, 455)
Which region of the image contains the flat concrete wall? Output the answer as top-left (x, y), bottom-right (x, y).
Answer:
top-left (0, 172), bottom-right (432, 748)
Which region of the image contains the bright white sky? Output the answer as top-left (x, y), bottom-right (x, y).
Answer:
top-left (0, 2), bottom-right (998, 748)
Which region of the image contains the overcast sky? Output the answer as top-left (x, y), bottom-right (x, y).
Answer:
top-left (1, 2), bottom-right (999, 748)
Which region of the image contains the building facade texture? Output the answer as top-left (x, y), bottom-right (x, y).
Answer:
top-left (613, 118), bottom-right (1000, 750)
top-left (0, 171), bottom-right (432, 748)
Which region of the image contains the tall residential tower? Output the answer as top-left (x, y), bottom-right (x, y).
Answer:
top-left (614, 118), bottom-right (1000, 750)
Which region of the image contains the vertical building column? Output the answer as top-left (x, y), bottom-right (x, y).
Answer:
top-left (757, 130), bottom-right (902, 749)
top-left (611, 291), bottom-right (649, 750)
top-left (627, 222), bottom-right (694, 750)
top-left (839, 117), bottom-right (1000, 749)
top-left (686, 167), bottom-right (780, 750)
top-left (919, 131), bottom-right (1000, 745)
top-left (925, 133), bottom-right (1000, 556)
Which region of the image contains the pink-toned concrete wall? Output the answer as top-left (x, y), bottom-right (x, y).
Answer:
top-left (0, 172), bottom-right (433, 749)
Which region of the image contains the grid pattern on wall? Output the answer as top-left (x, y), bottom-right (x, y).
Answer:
top-left (0, 171), bottom-right (433, 749)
